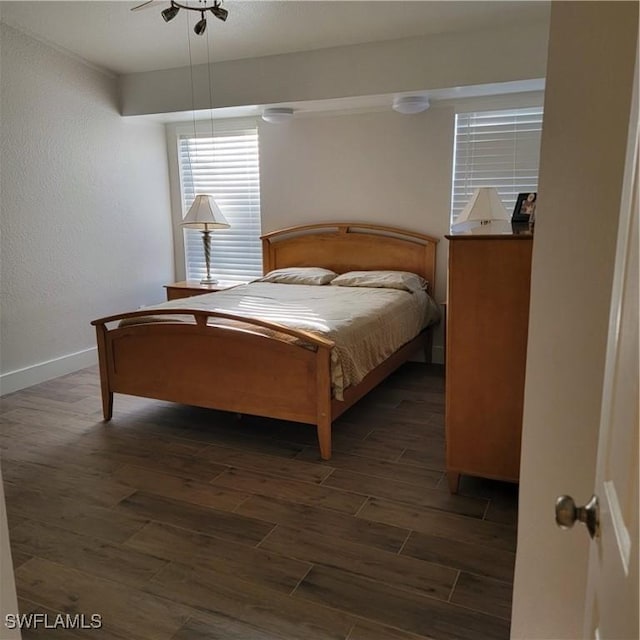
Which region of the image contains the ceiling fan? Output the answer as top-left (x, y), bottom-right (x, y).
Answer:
top-left (131, 0), bottom-right (228, 33)
top-left (130, 0), bottom-right (157, 11)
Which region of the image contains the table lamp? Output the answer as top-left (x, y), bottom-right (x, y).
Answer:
top-left (181, 195), bottom-right (230, 284)
top-left (453, 187), bottom-right (510, 228)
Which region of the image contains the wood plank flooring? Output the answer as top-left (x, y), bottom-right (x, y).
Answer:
top-left (1, 363), bottom-right (518, 640)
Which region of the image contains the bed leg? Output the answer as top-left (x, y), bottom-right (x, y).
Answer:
top-left (102, 391), bottom-right (113, 421)
top-left (315, 345), bottom-right (333, 460)
top-left (95, 323), bottom-right (113, 422)
top-left (316, 417), bottom-right (332, 460)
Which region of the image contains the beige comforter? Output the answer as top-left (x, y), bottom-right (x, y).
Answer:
top-left (129, 282), bottom-right (440, 400)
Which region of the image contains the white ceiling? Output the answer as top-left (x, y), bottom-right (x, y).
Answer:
top-left (0, 1), bottom-right (551, 75)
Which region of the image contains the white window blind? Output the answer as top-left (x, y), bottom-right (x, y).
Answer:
top-left (451, 107), bottom-right (544, 224)
top-left (179, 122), bottom-right (262, 283)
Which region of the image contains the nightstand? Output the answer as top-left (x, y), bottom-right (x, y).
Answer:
top-left (164, 280), bottom-right (239, 301)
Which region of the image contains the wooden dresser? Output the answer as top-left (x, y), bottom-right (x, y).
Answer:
top-left (445, 230), bottom-right (533, 493)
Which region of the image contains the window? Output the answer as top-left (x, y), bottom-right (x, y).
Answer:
top-left (178, 119), bottom-right (262, 283)
top-left (451, 107), bottom-right (544, 224)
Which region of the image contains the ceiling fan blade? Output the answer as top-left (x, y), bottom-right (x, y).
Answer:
top-left (130, 1), bottom-right (157, 12)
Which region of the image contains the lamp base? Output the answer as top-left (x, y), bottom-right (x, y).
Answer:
top-left (200, 277), bottom-right (218, 285)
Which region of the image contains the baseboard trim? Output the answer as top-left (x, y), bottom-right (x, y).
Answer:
top-left (0, 347), bottom-right (98, 396)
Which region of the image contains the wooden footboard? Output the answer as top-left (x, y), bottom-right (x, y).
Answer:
top-left (93, 222), bottom-right (439, 459)
top-left (92, 309), bottom-right (335, 458)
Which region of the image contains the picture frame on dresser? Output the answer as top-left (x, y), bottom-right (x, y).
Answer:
top-left (512, 192), bottom-right (537, 223)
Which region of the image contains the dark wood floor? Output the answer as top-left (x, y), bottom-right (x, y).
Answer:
top-left (1, 363), bottom-right (518, 640)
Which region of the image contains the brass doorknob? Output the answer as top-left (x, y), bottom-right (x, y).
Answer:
top-left (555, 494), bottom-right (600, 539)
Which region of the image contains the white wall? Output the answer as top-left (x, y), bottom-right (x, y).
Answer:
top-left (259, 107), bottom-right (454, 362)
top-left (0, 24), bottom-right (174, 393)
top-left (121, 22), bottom-right (549, 116)
top-left (511, 2), bottom-right (638, 638)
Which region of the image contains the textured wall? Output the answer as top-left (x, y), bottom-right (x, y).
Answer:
top-left (0, 24), bottom-right (174, 385)
top-left (258, 108), bottom-right (454, 362)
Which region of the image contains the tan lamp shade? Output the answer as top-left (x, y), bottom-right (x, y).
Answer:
top-left (181, 194), bottom-right (230, 229)
top-left (456, 187), bottom-right (510, 226)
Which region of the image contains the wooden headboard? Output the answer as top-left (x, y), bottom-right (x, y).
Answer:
top-left (261, 223), bottom-right (438, 295)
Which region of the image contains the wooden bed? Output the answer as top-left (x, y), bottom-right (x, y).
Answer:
top-left (92, 223), bottom-right (438, 459)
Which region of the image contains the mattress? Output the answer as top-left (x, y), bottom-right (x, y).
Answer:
top-left (125, 282), bottom-right (440, 400)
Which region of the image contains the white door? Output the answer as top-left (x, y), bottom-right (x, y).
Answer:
top-left (581, 59), bottom-right (639, 640)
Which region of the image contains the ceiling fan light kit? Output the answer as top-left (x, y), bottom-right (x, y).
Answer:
top-left (138, 0), bottom-right (228, 33)
top-left (194, 13), bottom-right (207, 35)
top-left (160, 4), bottom-right (180, 22)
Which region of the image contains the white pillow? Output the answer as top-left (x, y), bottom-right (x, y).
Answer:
top-left (330, 270), bottom-right (428, 293)
top-left (257, 267), bottom-right (338, 285)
